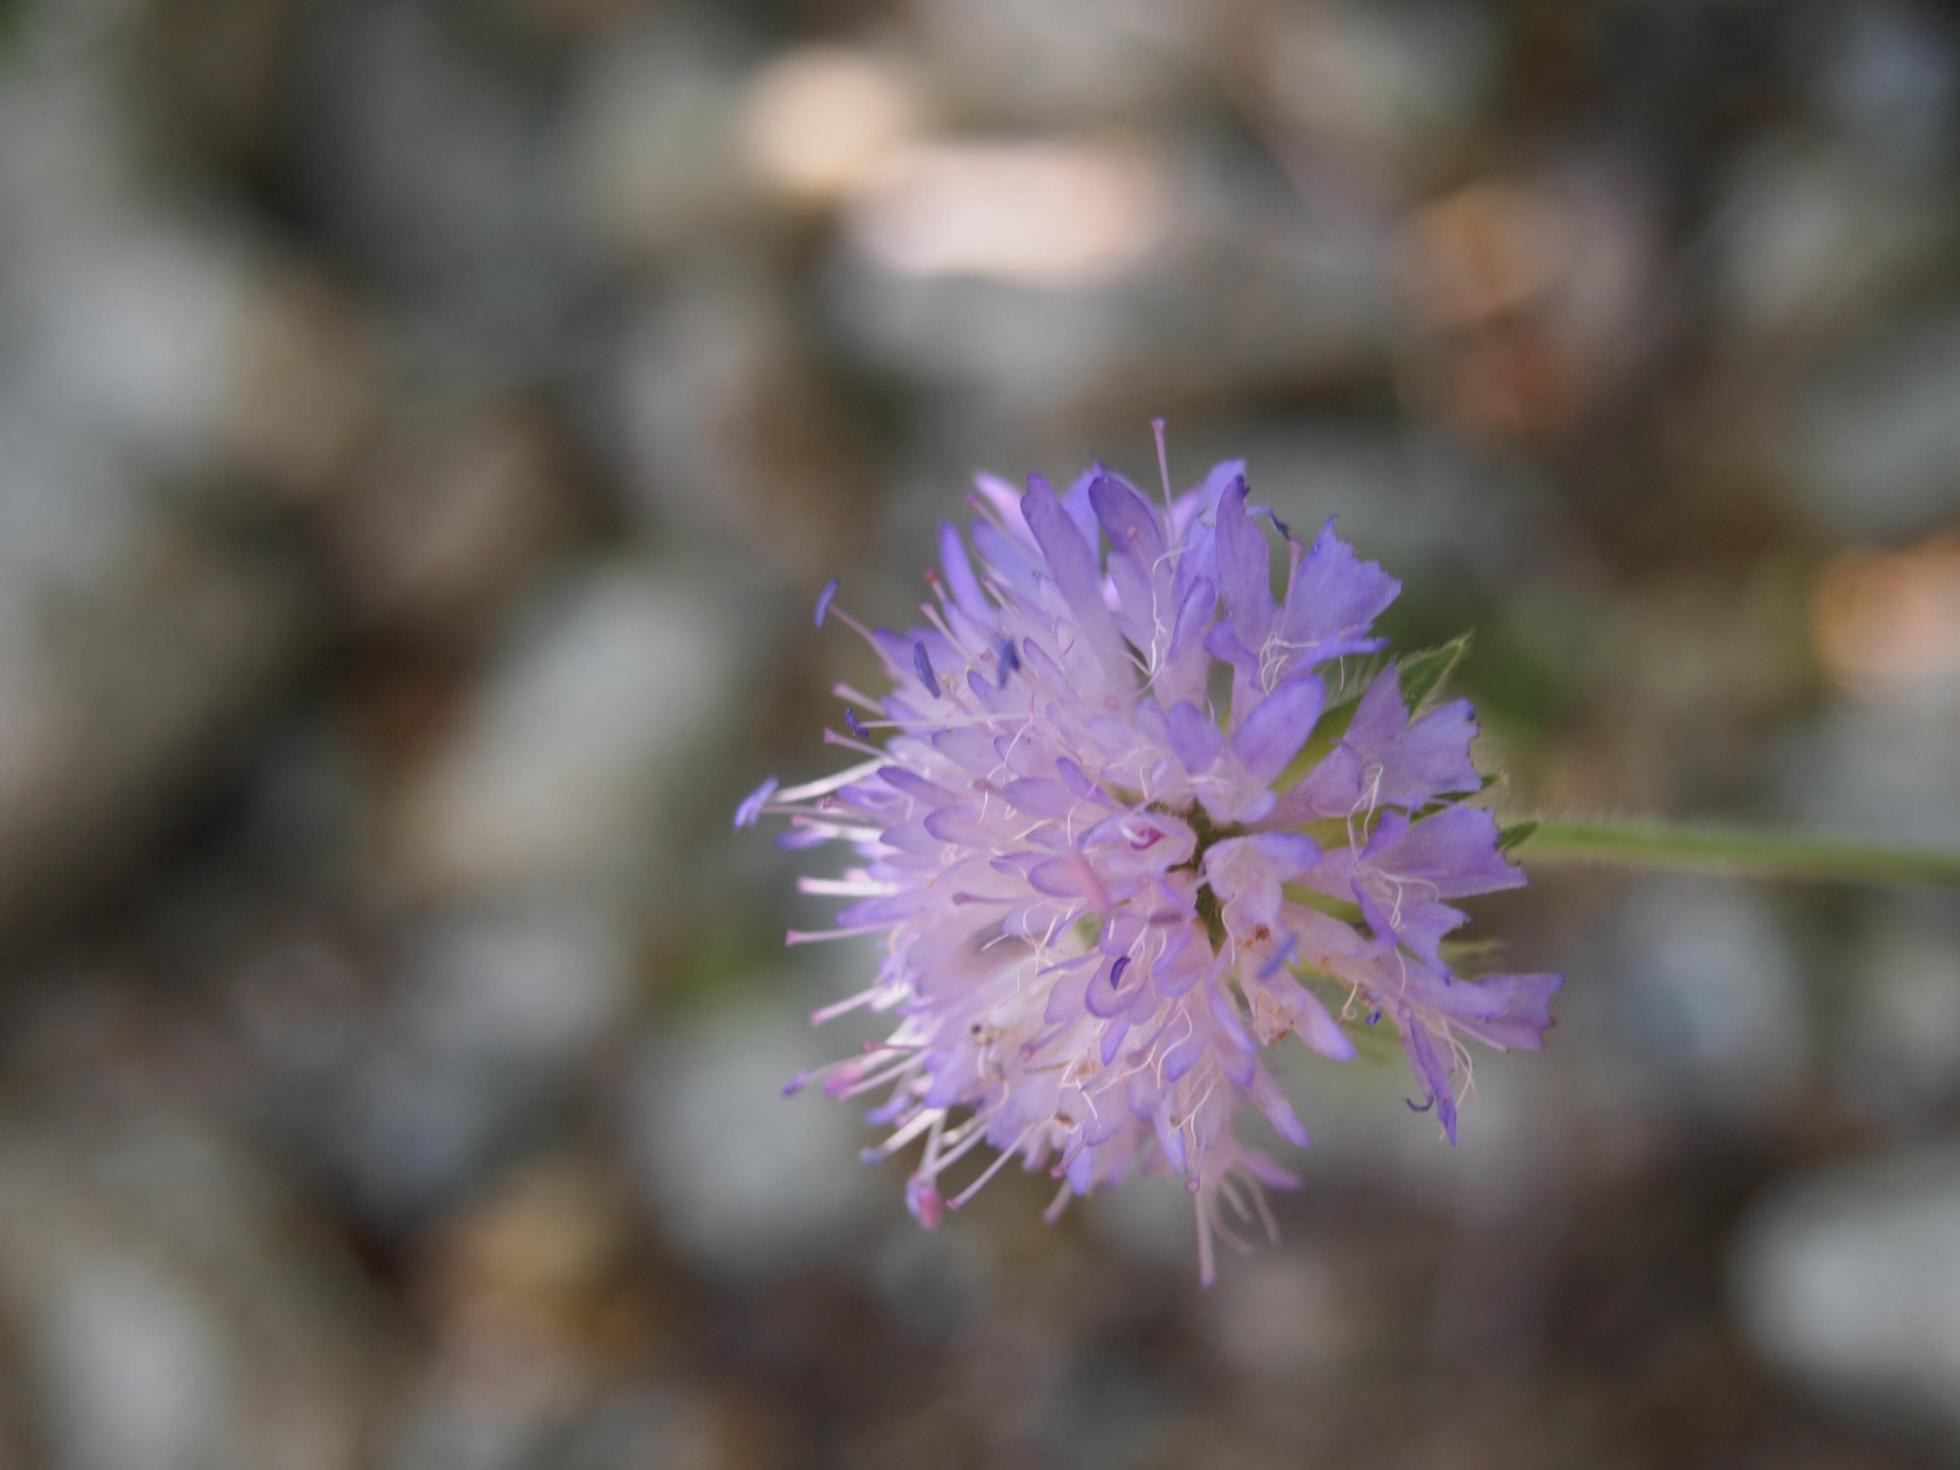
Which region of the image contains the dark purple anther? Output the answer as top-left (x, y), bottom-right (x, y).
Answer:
top-left (844, 708), bottom-right (868, 739)
top-left (996, 639), bottom-right (1021, 688)
top-left (733, 776), bottom-right (778, 829)
top-left (1256, 934), bottom-right (1299, 979)
top-left (814, 578), bottom-right (840, 627)
top-left (913, 643), bottom-right (941, 698)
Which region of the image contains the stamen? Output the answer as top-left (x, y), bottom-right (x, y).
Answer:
top-left (862, 1106), bottom-right (943, 1161)
top-left (1151, 416), bottom-right (1174, 517)
top-left (786, 922), bottom-right (902, 946)
top-left (914, 642), bottom-right (941, 699)
top-left (774, 759), bottom-right (885, 804)
top-left (1257, 934), bottom-right (1299, 979)
top-left (733, 776), bottom-right (778, 829)
top-left (996, 638), bottom-right (1022, 688)
top-left (810, 985), bottom-right (889, 1025)
top-left (822, 727), bottom-right (883, 759)
top-left (947, 1131), bottom-right (1034, 1210)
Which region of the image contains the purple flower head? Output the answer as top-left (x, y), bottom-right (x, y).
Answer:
top-left (742, 437), bottom-right (1560, 1281)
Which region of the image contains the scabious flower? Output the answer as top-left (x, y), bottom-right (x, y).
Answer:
top-left (738, 429), bottom-right (1560, 1282)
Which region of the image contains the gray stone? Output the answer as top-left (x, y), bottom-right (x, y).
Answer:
top-left (562, 25), bottom-right (760, 263)
top-left (0, 414), bottom-right (308, 941)
top-left (1580, 878), bottom-right (1808, 1122)
top-left (1712, 138), bottom-right (1955, 341)
top-left (624, 989), bottom-right (876, 1276)
top-left (390, 565), bottom-right (742, 901)
top-left (1835, 910), bottom-right (1960, 1116)
top-left (1784, 312), bottom-right (1960, 537)
top-left (1769, 676), bottom-right (1960, 848)
top-left (1734, 1144), bottom-right (1960, 1446)
top-left (0, 1118), bottom-right (380, 1470)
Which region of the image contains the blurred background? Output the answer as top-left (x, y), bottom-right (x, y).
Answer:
top-left (1, 0), bottom-right (1958, 1466)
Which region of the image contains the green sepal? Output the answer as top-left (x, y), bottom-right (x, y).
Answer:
top-left (1496, 818), bottom-right (1539, 854)
top-left (1438, 936), bottom-right (1503, 965)
top-left (1397, 633), bottom-right (1471, 711)
top-left (1410, 771), bottom-right (1503, 824)
top-left (1320, 654), bottom-right (1390, 713)
top-left (1281, 883), bottom-right (1364, 927)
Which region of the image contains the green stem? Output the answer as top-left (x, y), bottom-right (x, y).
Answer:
top-left (1516, 817), bottom-right (1960, 888)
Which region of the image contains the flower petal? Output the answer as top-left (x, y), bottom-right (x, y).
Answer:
top-left (1214, 476), bottom-right (1276, 652)
top-left (1232, 675), bottom-right (1325, 784)
top-left (1023, 474), bottom-right (1132, 687)
top-left (1167, 701), bottom-right (1223, 773)
top-left (1275, 519), bottom-right (1400, 666)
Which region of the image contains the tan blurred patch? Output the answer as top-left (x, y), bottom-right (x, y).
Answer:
top-left (418, 1157), bottom-right (655, 1382)
top-left (1399, 179), bottom-right (1579, 442)
top-left (739, 48), bottom-right (923, 207)
top-left (1403, 181), bottom-right (1575, 328)
top-left (225, 270), bottom-right (382, 498)
top-left (846, 133), bottom-right (1171, 286)
top-left (1397, 173), bottom-right (1655, 444)
top-left (1811, 532), bottom-right (1960, 694)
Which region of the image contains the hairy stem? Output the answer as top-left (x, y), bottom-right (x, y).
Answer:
top-left (1516, 817), bottom-right (1960, 888)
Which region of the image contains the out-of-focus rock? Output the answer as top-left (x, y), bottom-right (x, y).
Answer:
top-left (1783, 312), bottom-right (1960, 537)
top-left (224, 269), bottom-right (382, 499)
top-left (1769, 672), bottom-right (1960, 848)
top-left (400, 902), bottom-right (634, 1077)
top-left (1734, 1144), bottom-right (1960, 1447)
top-left (827, 134), bottom-right (1388, 415)
top-left (1712, 138), bottom-right (1955, 344)
top-left (1200, 1252), bottom-right (1355, 1382)
top-left (903, 0), bottom-right (1202, 124)
top-left (1807, 535), bottom-right (1960, 700)
top-left (18, 215), bottom-right (259, 477)
top-left (1809, 0), bottom-right (1958, 173)
top-left (389, 566), bottom-right (741, 901)
top-left (1398, 165), bottom-right (1664, 442)
top-left (605, 268), bottom-right (866, 573)
top-left (324, 398), bottom-right (588, 640)
top-left (307, 898), bottom-right (639, 1223)
top-left (284, 1), bottom-right (578, 353)
top-left (572, 35), bottom-right (929, 252)
top-left (1835, 907), bottom-right (1960, 1117)
top-left (563, 24), bottom-right (759, 264)
top-left (416, 1157), bottom-right (642, 1355)
top-left (1249, 0), bottom-right (1498, 174)
top-left (0, 1116), bottom-right (382, 1470)
top-left (384, 1379), bottom-right (759, 1470)
top-left (1584, 879), bottom-right (1808, 1122)
top-left (842, 132), bottom-right (1172, 289)
top-left (2, 76), bottom-right (373, 495)
top-left (625, 990), bottom-right (875, 1276)
top-left (0, 425), bottom-right (309, 942)
top-left (379, 1154), bottom-right (661, 1467)
top-left (738, 47), bottom-right (925, 211)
